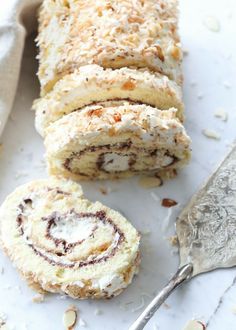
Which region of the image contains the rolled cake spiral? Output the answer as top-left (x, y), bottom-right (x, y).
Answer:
top-left (34, 65), bottom-right (183, 137)
top-left (37, 0), bottom-right (182, 94)
top-left (44, 102), bottom-right (191, 180)
top-left (0, 178), bottom-right (140, 298)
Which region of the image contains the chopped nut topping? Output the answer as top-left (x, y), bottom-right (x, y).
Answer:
top-left (63, 306), bottom-right (77, 329)
top-left (155, 45), bottom-right (165, 61)
top-left (138, 176), bottom-right (163, 189)
top-left (170, 46), bottom-right (181, 60)
top-left (121, 80), bottom-right (136, 90)
top-left (87, 108), bottom-right (103, 117)
top-left (161, 198), bottom-right (178, 208)
top-left (113, 113), bottom-right (121, 122)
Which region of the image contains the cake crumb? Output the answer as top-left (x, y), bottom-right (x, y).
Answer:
top-left (202, 129), bottom-right (221, 140)
top-left (203, 16), bottom-right (220, 32)
top-left (161, 198), bottom-right (178, 208)
top-left (138, 176), bottom-right (162, 189)
top-left (223, 80), bottom-right (231, 89)
top-left (79, 318), bottom-right (87, 327)
top-left (182, 320), bottom-right (206, 330)
top-left (140, 229), bottom-right (151, 236)
top-left (32, 294), bottom-right (45, 303)
top-left (94, 308), bottom-right (103, 316)
top-left (197, 93), bottom-right (204, 100)
top-left (231, 305), bottom-right (236, 314)
top-left (183, 49), bottom-right (189, 56)
top-left (214, 108), bottom-right (228, 121)
top-left (0, 312), bottom-right (7, 326)
top-left (14, 171), bottom-right (28, 180)
top-left (163, 303), bottom-right (171, 309)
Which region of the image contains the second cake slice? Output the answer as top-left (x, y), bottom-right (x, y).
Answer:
top-left (44, 101), bottom-right (191, 180)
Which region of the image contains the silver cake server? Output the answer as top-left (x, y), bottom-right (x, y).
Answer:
top-left (129, 144), bottom-right (236, 330)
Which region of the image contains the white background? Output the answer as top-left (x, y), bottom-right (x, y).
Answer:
top-left (0, 0), bottom-right (236, 329)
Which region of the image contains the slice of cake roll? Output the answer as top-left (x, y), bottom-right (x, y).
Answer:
top-left (37, 0), bottom-right (182, 94)
top-left (0, 178), bottom-right (140, 299)
top-left (44, 102), bottom-right (191, 180)
top-left (33, 65), bottom-right (183, 137)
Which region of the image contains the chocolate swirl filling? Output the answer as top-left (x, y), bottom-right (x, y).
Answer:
top-left (17, 198), bottom-right (124, 268)
top-left (63, 140), bottom-right (179, 176)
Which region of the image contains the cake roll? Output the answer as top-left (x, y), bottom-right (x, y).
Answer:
top-left (44, 102), bottom-right (191, 180)
top-left (36, 0), bottom-right (182, 94)
top-left (33, 65), bottom-right (183, 137)
top-left (0, 178), bottom-right (140, 299)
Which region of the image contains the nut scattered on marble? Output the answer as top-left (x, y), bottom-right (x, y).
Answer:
top-left (231, 305), bottom-right (236, 314)
top-left (0, 312), bottom-right (7, 326)
top-left (138, 176), bottom-right (163, 189)
top-left (182, 320), bottom-right (206, 330)
top-left (202, 129), bottom-right (221, 140)
top-left (161, 198), bottom-right (178, 208)
top-left (214, 108), bottom-right (228, 122)
top-left (63, 306), bottom-right (77, 329)
top-left (203, 16), bottom-right (220, 32)
top-left (32, 294), bottom-right (45, 303)
top-left (167, 235), bottom-right (179, 247)
top-left (99, 186), bottom-right (108, 195)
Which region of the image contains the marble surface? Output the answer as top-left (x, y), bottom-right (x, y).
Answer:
top-left (0, 0), bottom-right (236, 329)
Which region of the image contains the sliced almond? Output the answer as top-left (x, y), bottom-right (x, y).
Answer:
top-left (32, 294), bottom-right (45, 303)
top-left (182, 320), bottom-right (206, 330)
top-left (161, 198), bottom-right (178, 208)
top-left (202, 129), bottom-right (221, 140)
top-left (63, 306), bottom-right (77, 329)
top-left (138, 176), bottom-right (163, 189)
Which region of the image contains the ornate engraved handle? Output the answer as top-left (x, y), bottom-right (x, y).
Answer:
top-left (128, 263), bottom-right (193, 330)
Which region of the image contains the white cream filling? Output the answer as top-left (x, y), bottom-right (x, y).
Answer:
top-left (91, 273), bottom-right (126, 295)
top-left (102, 153), bottom-right (130, 172)
top-left (154, 154), bottom-right (174, 168)
top-left (50, 214), bottom-right (96, 243)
